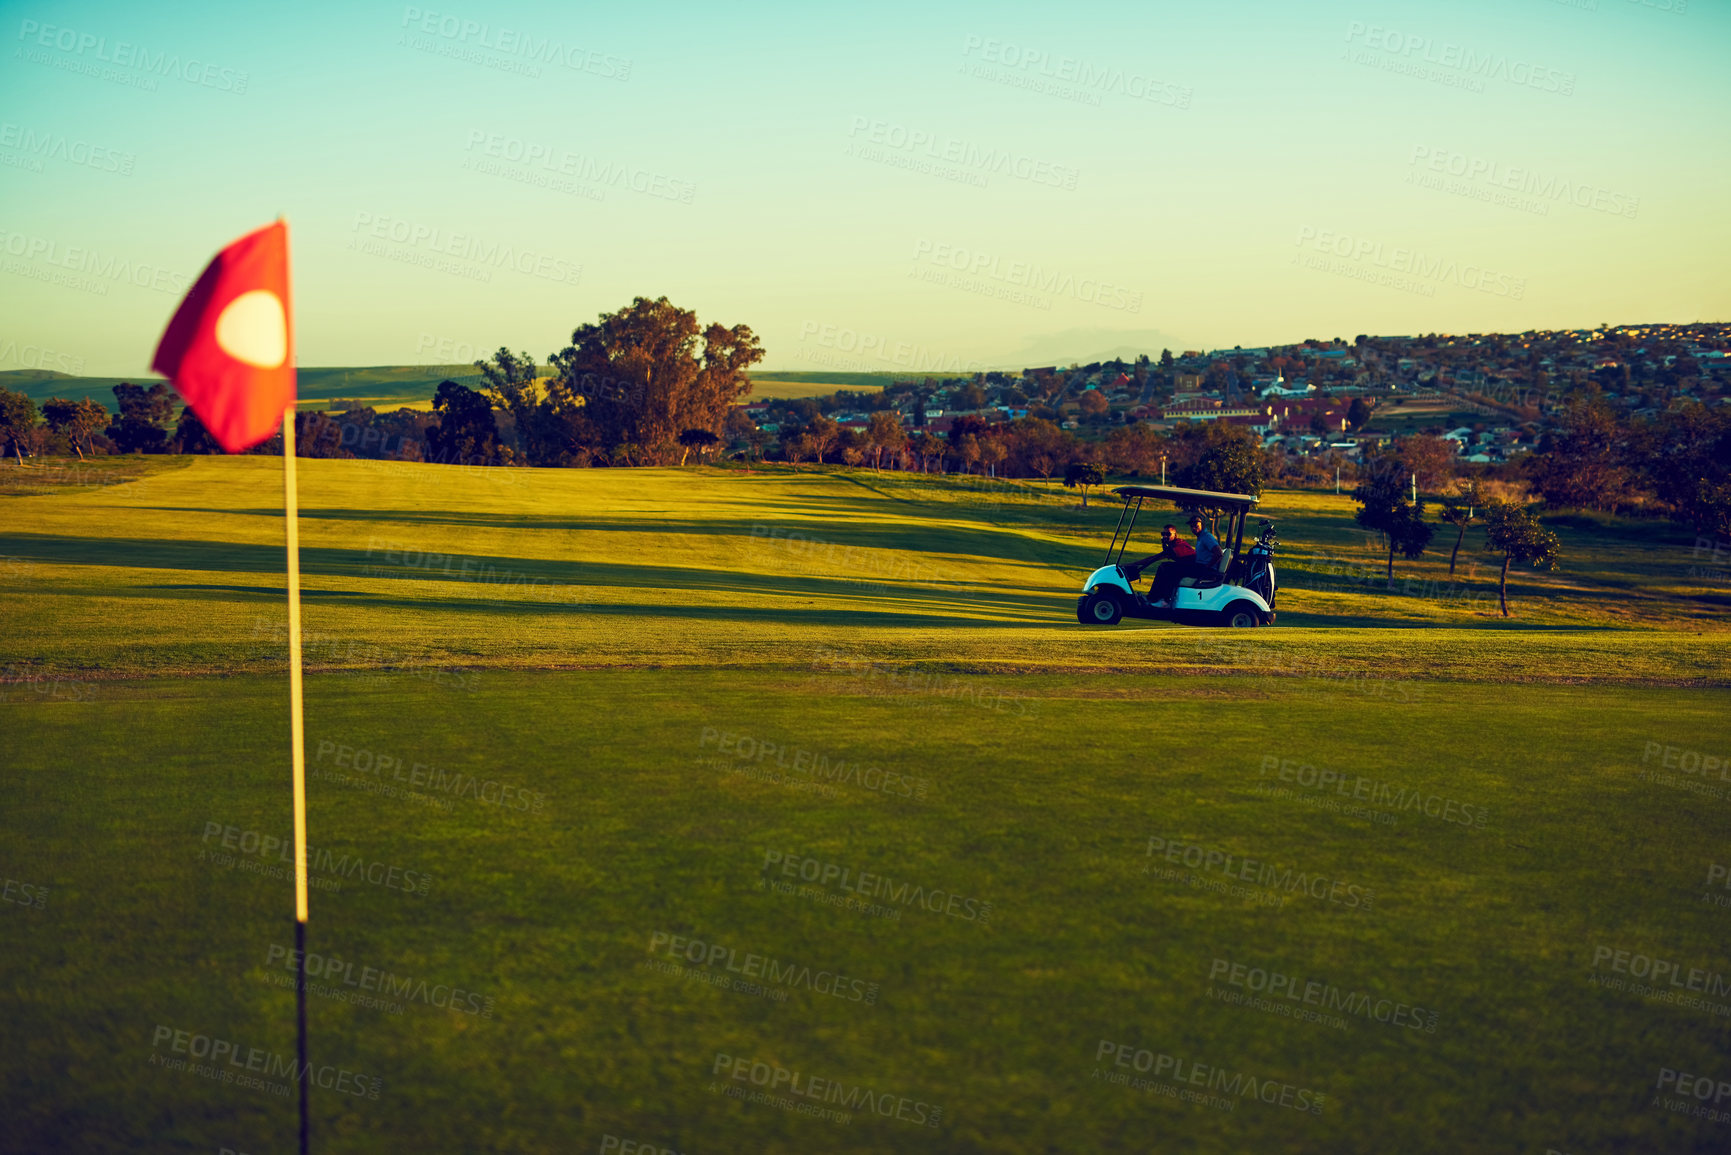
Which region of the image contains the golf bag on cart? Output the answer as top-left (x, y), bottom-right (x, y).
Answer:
top-left (1240, 520), bottom-right (1278, 609)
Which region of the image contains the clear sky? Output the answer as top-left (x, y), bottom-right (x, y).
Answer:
top-left (2, 0), bottom-right (1726, 376)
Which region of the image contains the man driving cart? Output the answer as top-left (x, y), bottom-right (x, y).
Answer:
top-left (1148, 514), bottom-right (1222, 608)
top-left (1122, 524), bottom-right (1193, 599)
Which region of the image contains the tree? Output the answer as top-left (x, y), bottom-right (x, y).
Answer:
top-left (783, 431), bottom-right (815, 467)
top-left (742, 426), bottom-right (771, 462)
top-left (913, 430), bottom-right (944, 473)
top-left (1102, 422), bottom-right (1166, 475)
top-left (1078, 390), bottom-right (1109, 419)
top-left (1669, 477), bottom-right (1731, 542)
top-left (1346, 397), bottom-right (1372, 431)
top-left (1002, 417), bottom-right (1073, 479)
top-left (0, 388), bottom-right (37, 464)
top-left (428, 380), bottom-right (507, 466)
top-left (677, 428), bottom-right (720, 466)
top-left (476, 348), bottom-right (561, 464)
top-left (329, 408), bottom-right (389, 459)
top-left (1438, 478), bottom-right (1488, 578)
top-left (806, 415), bottom-right (841, 464)
top-left (723, 405), bottom-right (758, 448)
top-left (548, 296), bottom-right (762, 465)
top-left (1388, 433), bottom-right (1457, 493)
top-left (1636, 403), bottom-right (1731, 538)
top-left (1172, 422), bottom-right (1267, 498)
top-left (370, 408), bottom-right (437, 461)
top-left (1064, 461), bottom-right (1106, 509)
top-left (292, 411), bottom-right (357, 459)
top-left (863, 411), bottom-right (903, 470)
top-left (1481, 501), bottom-right (1560, 617)
top-left (956, 433), bottom-right (982, 475)
top-left (1353, 472), bottom-right (1435, 584)
top-left (108, 383), bottom-right (175, 454)
top-left (41, 397), bottom-right (108, 460)
top-left (946, 414), bottom-right (990, 446)
top-left (169, 406), bottom-right (224, 455)
top-left (979, 435), bottom-right (1007, 479)
top-left (1525, 396), bottom-right (1632, 511)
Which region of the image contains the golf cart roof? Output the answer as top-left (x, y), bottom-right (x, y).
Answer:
top-left (1112, 484), bottom-right (1260, 510)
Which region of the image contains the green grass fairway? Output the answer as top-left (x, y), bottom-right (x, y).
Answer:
top-left (3, 457), bottom-right (1730, 1153)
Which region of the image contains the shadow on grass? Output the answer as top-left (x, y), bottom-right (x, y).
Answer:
top-left (0, 513), bottom-right (1097, 587)
top-left (110, 580), bottom-right (1075, 630)
top-left (134, 490), bottom-right (1090, 543)
top-left (3, 531), bottom-right (1075, 624)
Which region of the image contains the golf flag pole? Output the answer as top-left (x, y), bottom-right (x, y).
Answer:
top-left (150, 219), bottom-right (308, 1155)
top-left (282, 394), bottom-right (309, 1155)
top-left (282, 403), bottom-right (310, 1155)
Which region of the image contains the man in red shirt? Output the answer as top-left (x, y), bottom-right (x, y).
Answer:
top-left (1124, 524), bottom-right (1193, 599)
top-left (1148, 514), bottom-right (1226, 607)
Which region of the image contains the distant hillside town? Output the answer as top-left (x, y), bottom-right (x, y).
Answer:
top-left (743, 323), bottom-right (1731, 471)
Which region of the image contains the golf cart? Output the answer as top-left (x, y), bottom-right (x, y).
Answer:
top-left (1076, 484), bottom-right (1278, 627)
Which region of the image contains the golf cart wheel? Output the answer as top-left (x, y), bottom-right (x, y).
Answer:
top-left (1079, 590), bottom-right (1123, 626)
top-left (1221, 601), bottom-right (1262, 628)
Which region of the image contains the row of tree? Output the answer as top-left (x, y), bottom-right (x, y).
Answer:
top-left (1524, 395), bottom-right (1731, 536)
top-left (1351, 461), bottom-right (1558, 617)
top-left (0, 378), bottom-right (460, 465)
top-left (0, 296), bottom-right (761, 469)
top-left (0, 390), bottom-right (109, 462)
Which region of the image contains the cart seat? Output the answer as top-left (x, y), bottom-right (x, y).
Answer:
top-left (1177, 550), bottom-right (1233, 590)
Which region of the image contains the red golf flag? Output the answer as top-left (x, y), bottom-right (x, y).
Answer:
top-left (152, 220), bottom-right (295, 453)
